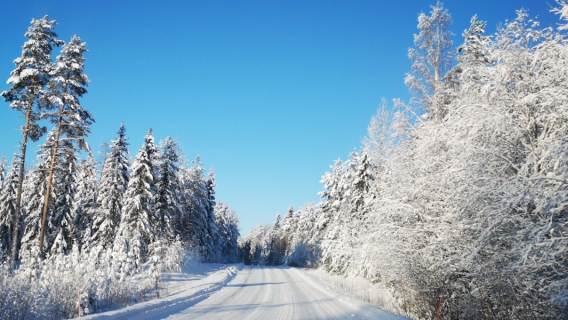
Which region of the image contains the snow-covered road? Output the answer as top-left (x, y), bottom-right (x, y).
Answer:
top-left (84, 266), bottom-right (405, 320)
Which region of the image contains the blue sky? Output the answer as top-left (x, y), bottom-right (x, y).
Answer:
top-left (0, 1), bottom-right (559, 234)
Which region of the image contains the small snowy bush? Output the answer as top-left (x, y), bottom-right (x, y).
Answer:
top-left (0, 244), bottom-right (187, 319)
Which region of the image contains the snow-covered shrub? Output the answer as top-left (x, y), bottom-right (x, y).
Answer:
top-left (0, 243), bottom-right (188, 319)
top-left (286, 242), bottom-right (317, 267)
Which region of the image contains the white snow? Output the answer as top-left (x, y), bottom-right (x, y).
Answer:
top-left (81, 265), bottom-right (405, 320)
top-left (80, 263), bottom-right (239, 320)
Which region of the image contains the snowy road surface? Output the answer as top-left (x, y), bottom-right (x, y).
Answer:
top-left (83, 265), bottom-right (405, 320)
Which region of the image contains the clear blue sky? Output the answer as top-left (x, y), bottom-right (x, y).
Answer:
top-left (0, 1), bottom-right (559, 234)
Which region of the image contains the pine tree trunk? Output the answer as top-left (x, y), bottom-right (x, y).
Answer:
top-left (38, 107), bottom-right (64, 257)
top-left (9, 107), bottom-right (32, 269)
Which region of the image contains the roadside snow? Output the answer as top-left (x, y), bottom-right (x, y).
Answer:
top-left (291, 268), bottom-right (405, 319)
top-left (79, 263), bottom-right (240, 320)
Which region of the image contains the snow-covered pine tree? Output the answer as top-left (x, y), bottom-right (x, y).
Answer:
top-left (113, 130), bottom-right (159, 275)
top-left (2, 16), bottom-right (63, 268)
top-left (72, 154), bottom-right (98, 252)
top-left (155, 137), bottom-right (182, 241)
top-left (89, 124), bottom-right (129, 252)
top-left (38, 35), bottom-right (93, 256)
top-left (0, 156), bottom-right (20, 260)
top-left (405, 1), bottom-right (453, 120)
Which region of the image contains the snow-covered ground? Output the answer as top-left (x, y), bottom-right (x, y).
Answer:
top-left (80, 263), bottom-right (239, 320)
top-left (299, 268), bottom-right (403, 315)
top-left (80, 264), bottom-right (406, 320)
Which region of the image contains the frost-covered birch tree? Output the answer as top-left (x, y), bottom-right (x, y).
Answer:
top-left (405, 1), bottom-right (453, 120)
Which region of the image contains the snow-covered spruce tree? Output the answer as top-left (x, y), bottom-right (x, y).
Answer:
top-left (280, 207), bottom-right (297, 259)
top-left (147, 238), bottom-right (166, 298)
top-left (266, 214), bottom-right (287, 265)
top-left (2, 16), bottom-right (63, 268)
top-left (318, 151), bottom-right (377, 275)
top-left (177, 160), bottom-right (209, 250)
top-left (457, 15), bottom-right (491, 83)
top-left (89, 124), bottom-right (129, 252)
top-left (318, 159), bottom-right (348, 227)
top-left (72, 154), bottom-right (97, 251)
top-left (0, 157), bottom-right (19, 260)
top-left (113, 130), bottom-right (159, 277)
top-left (315, 159), bottom-right (348, 272)
top-left (214, 203), bottom-right (240, 262)
top-left (19, 136), bottom-right (79, 260)
top-left (405, 1), bottom-right (453, 120)
top-left (155, 137), bottom-right (182, 241)
top-left (178, 162), bottom-right (220, 261)
top-left (38, 35), bottom-right (93, 256)
top-left (240, 224), bottom-right (273, 264)
top-left (0, 158), bottom-right (6, 189)
top-left (48, 140), bottom-right (78, 256)
top-left (203, 172), bottom-right (220, 261)
top-left (285, 204), bottom-right (320, 267)
top-left (350, 152), bottom-right (375, 212)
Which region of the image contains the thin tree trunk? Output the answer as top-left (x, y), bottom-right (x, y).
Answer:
top-left (37, 107), bottom-right (64, 257)
top-left (435, 295), bottom-right (444, 320)
top-left (9, 107), bottom-right (32, 269)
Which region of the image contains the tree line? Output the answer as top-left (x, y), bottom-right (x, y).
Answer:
top-left (0, 16), bottom-right (239, 318)
top-left (240, 2), bottom-right (568, 320)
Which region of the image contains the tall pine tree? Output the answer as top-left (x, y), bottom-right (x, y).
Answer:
top-left (19, 133), bottom-right (57, 262)
top-left (38, 35), bottom-right (93, 255)
top-left (2, 16), bottom-right (63, 267)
